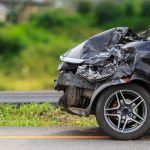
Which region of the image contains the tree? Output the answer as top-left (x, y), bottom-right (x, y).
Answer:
top-left (77, 1), bottom-right (93, 15)
top-left (95, 1), bottom-right (121, 25)
top-left (141, 0), bottom-right (150, 17)
top-left (125, 2), bottom-right (134, 16)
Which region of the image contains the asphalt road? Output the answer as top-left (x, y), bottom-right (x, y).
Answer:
top-left (0, 90), bottom-right (62, 104)
top-left (0, 92), bottom-right (150, 150)
top-left (0, 127), bottom-right (150, 150)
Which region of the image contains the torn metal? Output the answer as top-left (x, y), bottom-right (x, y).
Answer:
top-left (62, 27), bottom-right (148, 82)
top-left (77, 45), bottom-right (136, 82)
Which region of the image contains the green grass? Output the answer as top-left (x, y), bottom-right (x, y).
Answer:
top-left (0, 103), bottom-right (97, 126)
top-left (0, 74), bottom-right (55, 91)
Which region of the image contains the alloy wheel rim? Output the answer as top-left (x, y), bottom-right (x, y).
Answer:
top-left (104, 90), bottom-right (147, 133)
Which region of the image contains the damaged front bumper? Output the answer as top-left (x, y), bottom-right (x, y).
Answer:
top-left (54, 71), bottom-right (95, 91)
top-left (54, 71), bottom-right (125, 116)
top-left (54, 71), bottom-right (96, 116)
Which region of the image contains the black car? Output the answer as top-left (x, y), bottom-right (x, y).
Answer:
top-left (54, 27), bottom-right (150, 140)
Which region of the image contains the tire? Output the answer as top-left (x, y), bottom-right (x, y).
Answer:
top-left (96, 83), bottom-right (150, 140)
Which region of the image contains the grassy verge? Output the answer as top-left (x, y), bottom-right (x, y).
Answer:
top-left (0, 75), bottom-right (55, 91)
top-left (0, 103), bottom-right (97, 126)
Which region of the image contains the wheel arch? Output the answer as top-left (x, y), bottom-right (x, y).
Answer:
top-left (89, 76), bottom-right (150, 115)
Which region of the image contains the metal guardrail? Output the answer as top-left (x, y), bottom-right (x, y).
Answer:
top-left (1, 0), bottom-right (53, 6)
top-left (0, 90), bottom-right (63, 104)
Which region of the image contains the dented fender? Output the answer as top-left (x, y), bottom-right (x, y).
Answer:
top-left (87, 74), bottom-right (150, 115)
top-left (87, 79), bottom-right (124, 114)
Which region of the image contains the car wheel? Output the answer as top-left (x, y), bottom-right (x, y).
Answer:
top-left (96, 83), bottom-right (150, 140)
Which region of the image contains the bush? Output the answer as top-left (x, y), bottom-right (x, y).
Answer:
top-left (0, 36), bottom-right (24, 55)
top-left (141, 0), bottom-right (150, 17)
top-left (7, 9), bottom-right (19, 23)
top-left (124, 2), bottom-right (134, 16)
top-left (95, 1), bottom-right (122, 25)
top-left (0, 6), bottom-right (149, 91)
top-left (77, 1), bottom-right (93, 15)
top-left (30, 9), bottom-right (82, 29)
top-left (101, 16), bottom-right (150, 32)
top-left (0, 26), bottom-right (27, 55)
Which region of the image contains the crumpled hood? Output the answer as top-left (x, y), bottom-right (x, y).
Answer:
top-left (63, 27), bottom-right (139, 60)
top-left (61, 27), bottom-right (150, 82)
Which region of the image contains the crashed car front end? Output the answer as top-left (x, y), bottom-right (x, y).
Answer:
top-left (54, 27), bottom-right (150, 117)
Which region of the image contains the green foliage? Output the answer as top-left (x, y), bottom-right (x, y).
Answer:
top-left (124, 2), bottom-right (134, 16)
top-left (95, 1), bottom-right (122, 25)
top-left (0, 26), bottom-right (28, 55)
top-left (7, 9), bottom-right (19, 23)
top-left (0, 103), bottom-right (97, 126)
top-left (30, 9), bottom-right (83, 29)
top-left (133, 0), bottom-right (142, 15)
top-left (77, 1), bottom-right (93, 15)
top-left (0, 22), bottom-right (5, 27)
top-left (0, 5), bottom-right (149, 90)
top-left (141, 0), bottom-right (150, 17)
top-left (101, 16), bottom-right (150, 32)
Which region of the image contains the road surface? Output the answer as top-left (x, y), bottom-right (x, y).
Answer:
top-left (0, 90), bottom-right (62, 104)
top-left (0, 127), bottom-right (149, 150)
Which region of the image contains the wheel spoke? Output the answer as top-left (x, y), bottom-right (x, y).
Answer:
top-left (133, 99), bottom-right (144, 109)
top-left (119, 90), bottom-right (127, 105)
top-left (105, 107), bottom-right (119, 111)
top-left (105, 113), bottom-right (122, 131)
top-left (115, 92), bottom-right (121, 108)
top-left (122, 118), bottom-right (129, 132)
top-left (133, 112), bottom-right (145, 121)
top-left (129, 96), bottom-right (141, 105)
top-left (104, 113), bottom-right (120, 117)
top-left (130, 117), bottom-right (142, 125)
top-left (121, 117), bottom-right (141, 132)
top-left (105, 92), bottom-right (121, 111)
top-left (132, 98), bottom-right (145, 123)
top-left (117, 115), bottom-right (121, 131)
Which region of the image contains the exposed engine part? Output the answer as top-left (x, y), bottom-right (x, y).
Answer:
top-left (65, 87), bottom-right (93, 107)
top-left (67, 87), bottom-right (81, 106)
top-left (82, 89), bottom-right (93, 98)
top-left (58, 86), bottom-right (93, 108)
